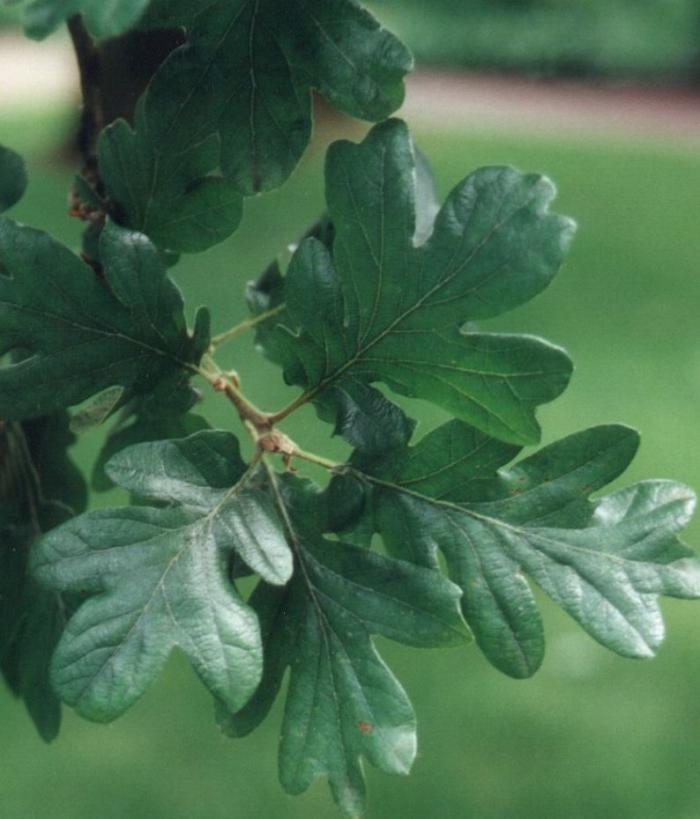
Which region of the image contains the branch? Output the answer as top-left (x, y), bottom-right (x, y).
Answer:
top-left (266, 392), bottom-right (310, 426)
top-left (198, 355), bottom-right (272, 433)
top-left (197, 355), bottom-right (340, 472)
top-left (67, 15), bottom-right (103, 185)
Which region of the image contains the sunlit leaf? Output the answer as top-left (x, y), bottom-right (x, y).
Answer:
top-left (32, 431), bottom-right (291, 722)
top-left (367, 422), bottom-right (700, 677)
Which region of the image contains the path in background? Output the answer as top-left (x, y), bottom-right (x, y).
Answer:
top-left (401, 70), bottom-right (700, 144)
top-left (3, 35), bottom-right (700, 143)
top-left (0, 36), bottom-right (77, 109)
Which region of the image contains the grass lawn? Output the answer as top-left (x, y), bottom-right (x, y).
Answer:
top-left (1, 107), bottom-right (700, 819)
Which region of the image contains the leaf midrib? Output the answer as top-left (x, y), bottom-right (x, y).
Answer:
top-left (60, 465), bottom-right (258, 709)
top-left (368, 471), bottom-right (683, 653)
top-left (0, 297), bottom-right (193, 371)
top-left (363, 468), bottom-right (677, 573)
top-left (294, 184), bottom-right (540, 405)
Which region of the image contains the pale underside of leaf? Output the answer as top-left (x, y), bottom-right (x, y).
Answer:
top-left (32, 505), bottom-right (263, 721)
top-left (30, 432), bottom-right (296, 721)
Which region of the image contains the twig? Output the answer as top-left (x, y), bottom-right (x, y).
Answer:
top-left (198, 355), bottom-right (272, 433)
top-left (266, 392), bottom-right (310, 426)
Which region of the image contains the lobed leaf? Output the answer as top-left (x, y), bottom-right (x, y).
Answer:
top-left (368, 422), bottom-right (700, 678)
top-left (92, 406), bottom-right (210, 491)
top-left (220, 474), bottom-right (469, 817)
top-left (99, 115), bottom-right (243, 254)
top-left (0, 220), bottom-right (209, 421)
top-left (99, 0), bottom-right (412, 252)
top-left (264, 119), bottom-right (576, 448)
top-left (31, 431), bottom-right (292, 721)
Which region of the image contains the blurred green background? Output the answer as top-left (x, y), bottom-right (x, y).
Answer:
top-left (370, 0), bottom-right (700, 81)
top-left (2, 12), bottom-right (700, 817)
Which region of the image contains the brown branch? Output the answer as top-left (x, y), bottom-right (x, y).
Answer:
top-left (68, 15), bottom-right (104, 187)
top-left (67, 15), bottom-right (108, 272)
top-left (211, 375), bottom-right (273, 433)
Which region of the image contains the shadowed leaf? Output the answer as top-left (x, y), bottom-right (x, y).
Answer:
top-left (0, 145), bottom-right (27, 213)
top-left (0, 220), bottom-right (209, 421)
top-left (219, 473), bottom-right (469, 816)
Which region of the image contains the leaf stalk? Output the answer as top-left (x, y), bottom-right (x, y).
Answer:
top-left (199, 356), bottom-right (338, 473)
top-left (209, 305), bottom-right (286, 350)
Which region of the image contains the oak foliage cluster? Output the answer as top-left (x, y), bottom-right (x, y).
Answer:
top-left (0, 2), bottom-right (697, 815)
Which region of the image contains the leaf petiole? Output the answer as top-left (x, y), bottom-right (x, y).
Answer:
top-left (284, 447), bottom-right (341, 472)
top-left (266, 392), bottom-right (310, 426)
top-left (209, 305), bottom-right (286, 351)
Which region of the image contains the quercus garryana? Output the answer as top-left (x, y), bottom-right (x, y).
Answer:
top-left (1, 3), bottom-right (697, 816)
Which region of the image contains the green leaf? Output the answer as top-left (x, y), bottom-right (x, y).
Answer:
top-left (220, 473), bottom-right (469, 817)
top-left (73, 174), bottom-right (104, 213)
top-left (368, 422), bottom-right (700, 678)
top-left (103, 432), bottom-right (293, 584)
top-left (31, 431), bottom-right (292, 721)
top-left (99, 114), bottom-right (243, 254)
top-left (137, 0), bottom-right (210, 28)
top-left (100, 0), bottom-right (413, 245)
top-left (0, 144), bottom-right (27, 213)
top-left (92, 407), bottom-right (209, 492)
top-left (246, 214), bottom-right (335, 370)
top-left (0, 414), bottom-right (87, 741)
top-left (0, 219), bottom-right (209, 421)
top-left (267, 119), bottom-right (575, 446)
top-left (20, 413), bottom-right (88, 528)
top-left (249, 214), bottom-right (416, 457)
top-left (19, 0), bottom-right (150, 38)
top-left (317, 377), bottom-right (416, 456)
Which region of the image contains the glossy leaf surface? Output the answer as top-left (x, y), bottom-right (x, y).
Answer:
top-left (99, 115), bottom-right (243, 254)
top-left (147, 0), bottom-right (411, 194)
top-left (369, 422), bottom-right (700, 677)
top-left (266, 120), bottom-right (575, 447)
top-left (99, 0), bottom-right (411, 253)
